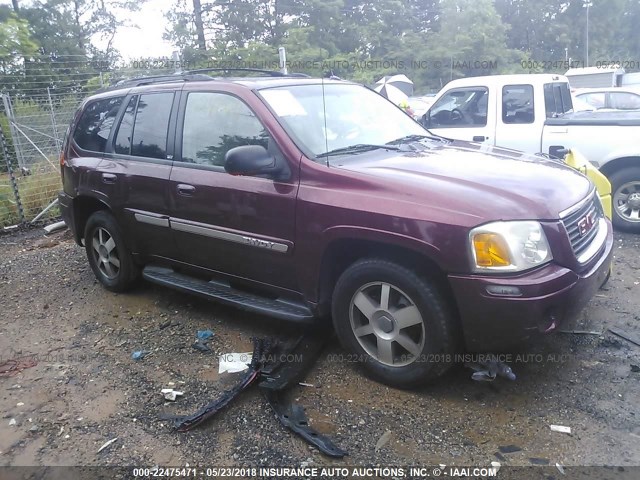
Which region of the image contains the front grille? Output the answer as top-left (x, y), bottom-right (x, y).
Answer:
top-left (561, 194), bottom-right (603, 259)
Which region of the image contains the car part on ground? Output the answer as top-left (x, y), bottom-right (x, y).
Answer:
top-left (163, 332), bottom-right (348, 457)
top-left (263, 389), bottom-right (348, 458)
top-left (166, 338), bottom-right (268, 431)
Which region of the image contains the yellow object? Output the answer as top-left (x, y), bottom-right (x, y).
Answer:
top-left (564, 149), bottom-right (612, 220)
top-left (473, 233), bottom-right (511, 267)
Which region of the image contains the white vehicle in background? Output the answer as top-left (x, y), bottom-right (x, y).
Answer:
top-left (420, 74), bottom-right (640, 232)
top-left (571, 95), bottom-right (596, 112)
top-left (574, 86), bottom-right (640, 110)
top-left (407, 95), bottom-right (436, 118)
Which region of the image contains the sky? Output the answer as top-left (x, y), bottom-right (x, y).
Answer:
top-left (1, 0), bottom-right (178, 60)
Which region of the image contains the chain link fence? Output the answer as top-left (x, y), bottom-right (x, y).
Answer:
top-left (0, 90), bottom-right (85, 227)
top-left (1, 61), bottom-right (178, 227)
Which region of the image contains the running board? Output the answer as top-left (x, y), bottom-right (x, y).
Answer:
top-left (142, 266), bottom-right (314, 322)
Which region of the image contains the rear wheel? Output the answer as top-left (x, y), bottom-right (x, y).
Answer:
top-left (84, 211), bottom-right (139, 292)
top-left (609, 167), bottom-right (640, 233)
top-left (332, 259), bottom-right (457, 389)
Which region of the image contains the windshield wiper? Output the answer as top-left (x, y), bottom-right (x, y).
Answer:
top-left (386, 134), bottom-right (447, 145)
top-left (317, 143), bottom-right (403, 158)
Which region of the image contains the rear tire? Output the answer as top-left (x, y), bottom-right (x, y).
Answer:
top-left (609, 167), bottom-right (640, 233)
top-left (84, 211), bottom-right (139, 292)
top-left (331, 259), bottom-right (457, 389)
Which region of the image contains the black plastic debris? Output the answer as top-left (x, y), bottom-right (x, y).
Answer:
top-left (465, 358), bottom-right (516, 382)
top-left (163, 331), bottom-right (348, 458)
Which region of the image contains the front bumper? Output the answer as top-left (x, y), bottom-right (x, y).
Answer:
top-left (448, 220), bottom-right (613, 351)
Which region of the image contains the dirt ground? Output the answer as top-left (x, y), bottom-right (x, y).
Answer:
top-left (0, 226), bottom-right (639, 473)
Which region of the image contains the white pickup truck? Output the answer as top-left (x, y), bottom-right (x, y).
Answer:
top-left (420, 74), bottom-right (640, 232)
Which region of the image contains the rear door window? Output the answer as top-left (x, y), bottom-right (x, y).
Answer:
top-left (502, 84), bottom-right (534, 124)
top-left (543, 83), bottom-right (573, 117)
top-left (73, 96), bottom-right (124, 152)
top-left (114, 96), bottom-right (138, 155)
top-left (180, 92), bottom-right (269, 167)
top-left (130, 93), bottom-right (175, 159)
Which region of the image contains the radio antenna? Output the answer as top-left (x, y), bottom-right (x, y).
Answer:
top-left (321, 75), bottom-right (329, 168)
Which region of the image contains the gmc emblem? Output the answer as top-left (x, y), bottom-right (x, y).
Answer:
top-left (577, 211), bottom-right (596, 237)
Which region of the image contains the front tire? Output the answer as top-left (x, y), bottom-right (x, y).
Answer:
top-left (331, 259), bottom-right (457, 389)
top-left (84, 211), bottom-right (139, 292)
top-left (609, 167), bottom-right (640, 233)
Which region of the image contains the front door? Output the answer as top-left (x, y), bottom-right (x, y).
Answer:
top-left (424, 86), bottom-right (494, 144)
top-left (168, 90), bottom-right (299, 291)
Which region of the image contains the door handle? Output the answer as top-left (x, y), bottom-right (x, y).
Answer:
top-left (177, 184), bottom-right (196, 196)
top-left (473, 136), bottom-right (488, 142)
top-left (101, 173), bottom-right (117, 184)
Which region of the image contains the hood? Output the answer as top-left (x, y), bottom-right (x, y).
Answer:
top-left (334, 140), bottom-right (593, 225)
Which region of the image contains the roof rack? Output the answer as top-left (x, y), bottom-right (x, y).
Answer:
top-left (97, 68), bottom-right (310, 93)
top-left (182, 67), bottom-right (310, 78)
top-left (113, 73), bottom-right (214, 88)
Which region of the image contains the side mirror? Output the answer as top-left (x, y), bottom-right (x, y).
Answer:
top-left (224, 145), bottom-right (287, 179)
top-left (421, 112), bottom-right (430, 128)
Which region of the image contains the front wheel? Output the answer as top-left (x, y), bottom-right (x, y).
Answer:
top-left (610, 167), bottom-right (640, 233)
top-left (84, 210), bottom-right (139, 292)
top-left (331, 259), bottom-right (457, 389)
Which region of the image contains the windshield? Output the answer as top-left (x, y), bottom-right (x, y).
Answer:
top-left (259, 83), bottom-right (427, 160)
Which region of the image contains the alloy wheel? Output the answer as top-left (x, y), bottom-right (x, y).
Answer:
top-left (349, 281), bottom-right (426, 367)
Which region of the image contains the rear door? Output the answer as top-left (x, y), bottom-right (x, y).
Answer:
top-left (101, 88), bottom-right (179, 257)
top-left (494, 83), bottom-right (540, 152)
top-left (424, 86), bottom-right (495, 144)
top-left (167, 89), bottom-right (300, 291)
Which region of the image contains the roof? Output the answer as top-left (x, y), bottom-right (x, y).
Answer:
top-left (565, 66), bottom-right (625, 76)
top-left (444, 73), bottom-right (567, 88)
top-left (92, 70), bottom-right (349, 96)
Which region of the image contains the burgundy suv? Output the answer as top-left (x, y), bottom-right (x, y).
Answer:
top-left (59, 71), bottom-right (613, 388)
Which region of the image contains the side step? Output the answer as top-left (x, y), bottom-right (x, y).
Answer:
top-left (142, 266), bottom-right (315, 323)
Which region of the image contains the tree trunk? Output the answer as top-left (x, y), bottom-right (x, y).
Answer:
top-left (11, 0), bottom-right (19, 13)
top-left (73, 0), bottom-right (85, 51)
top-left (192, 0), bottom-right (207, 51)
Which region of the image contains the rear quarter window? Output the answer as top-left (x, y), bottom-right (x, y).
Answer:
top-left (72, 96), bottom-right (125, 153)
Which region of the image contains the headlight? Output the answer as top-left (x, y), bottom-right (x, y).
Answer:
top-left (469, 221), bottom-right (553, 273)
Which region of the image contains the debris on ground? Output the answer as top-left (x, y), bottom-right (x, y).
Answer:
top-left (490, 461), bottom-right (501, 472)
top-left (9, 418), bottom-right (17, 426)
top-left (161, 389), bottom-right (184, 402)
top-left (192, 329), bottom-right (215, 353)
top-left (299, 382), bottom-right (315, 387)
top-left (375, 430), bottom-right (392, 452)
top-left (96, 437), bottom-right (118, 454)
top-left (167, 339), bottom-right (267, 431)
top-left (498, 444), bottom-right (522, 454)
top-left (218, 352), bottom-right (252, 373)
top-left (192, 340), bottom-right (212, 353)
top-left (159, 320), bottom-right (172, 330)
top-left (529, 458), bottom-right (550, 465)
top-left (550, 425), bottom-right (572, 435)
top-left (557, 329), bottom-right (603, 335)
top-left (197, 330), bottom-right (214, 340)
top-left (608, 327), bottom-right (640, 347)
top-left (631, 364), bottom-right (640, 373)
top-left (466, 359), bottom-right (516, 382)
top-left (0, 355), bottom-right (38, 377)
top-left (131, 350), bottom-right (150, 361)
top-left (556, 463), bottom-right (566, 475)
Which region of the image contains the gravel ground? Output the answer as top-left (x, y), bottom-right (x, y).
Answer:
top-left (0, 226), bottom-right (639, 472)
